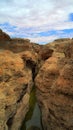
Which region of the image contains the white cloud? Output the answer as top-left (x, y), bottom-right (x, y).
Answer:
top-left (29, 35), bottom-right (59, 44)
top-left (0, 0), bottom-right (73, 43)
top-left (0, 0), bottom-right (73, 27)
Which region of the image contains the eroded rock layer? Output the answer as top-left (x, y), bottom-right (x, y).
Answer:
top-left (35, 40), bottom-right (73, 130)
top-left (0, 50), bottom-right (37, 130)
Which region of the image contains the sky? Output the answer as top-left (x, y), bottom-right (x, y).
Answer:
top-left (0, 0), bottom-right (73, 44)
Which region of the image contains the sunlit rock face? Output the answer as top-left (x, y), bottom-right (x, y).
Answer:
top-left (0, 29), bottom-right (73, 130)
top-left (35, 40), bottom-right (73, 130)
top-left (0, 50), bottom-right (33, 130)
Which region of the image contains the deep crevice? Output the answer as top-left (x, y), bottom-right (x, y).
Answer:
top-left (20, 85), bottom-right (43, 130)
top-left (17, 84), bottom-right (28, 103)
top-left (26, 60), bottom-right (37, 81)
top-left (6, 116), bottom-right (14, 130)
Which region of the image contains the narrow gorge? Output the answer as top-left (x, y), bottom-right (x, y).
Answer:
top-left (0, 29), bottom-right (73, 130)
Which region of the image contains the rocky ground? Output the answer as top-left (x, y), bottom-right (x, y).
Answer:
top-left (0, 29), bottom-right (73, 130)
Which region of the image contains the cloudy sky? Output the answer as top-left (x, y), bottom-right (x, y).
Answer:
top-left (0, 0), bottom-right (73, 44)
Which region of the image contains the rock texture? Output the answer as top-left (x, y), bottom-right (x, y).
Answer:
top-left (0, 50), bottom-right (35, 130)
top-left (35, 39), bottom-right (73, 130)
top-left (0, 29), bottom-right (11, 41)
top-left (0, 29), bottom-right (11, 49)
top-left (0, 29), bottom-right (73, 130)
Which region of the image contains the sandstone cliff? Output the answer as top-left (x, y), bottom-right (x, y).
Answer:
top-left (0, 29), bottom-right (73, 130)
top-left (35, 39), bottom-right (73, 130)
top-left (0, 49), bottom-right (39, 130)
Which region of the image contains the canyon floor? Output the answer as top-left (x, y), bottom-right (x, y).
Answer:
top-left (0, 29), bottom-right (73, 130)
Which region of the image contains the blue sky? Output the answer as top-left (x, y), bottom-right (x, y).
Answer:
top-left (0, 0), bottom-right (73, 44)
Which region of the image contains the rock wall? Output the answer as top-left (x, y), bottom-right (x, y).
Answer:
top-left (35, 40), bottom-right (73, 130)
top-left (0, 50), bottom-right (38, 130)
top-left (0, 29), bottom-right (73, 130)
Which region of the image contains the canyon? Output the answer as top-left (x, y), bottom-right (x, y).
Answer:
top-left (0, 29), bottom-right (73, 130)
